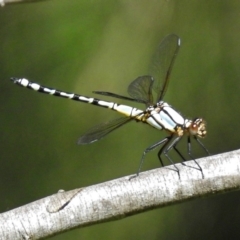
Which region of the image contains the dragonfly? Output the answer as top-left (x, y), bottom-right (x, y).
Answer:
top-left (11, 34), bottom-right (209, 178)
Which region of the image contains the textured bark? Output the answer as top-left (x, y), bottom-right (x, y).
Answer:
top-left (0, 150), bottom-right (240, 239)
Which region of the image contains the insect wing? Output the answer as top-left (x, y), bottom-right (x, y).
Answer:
top-left (78, 117), bottom-right (133, 144)
top-left (149, 34), bottom-right (180, 101)
top-left (93, 91), bottom-right (146, 104)
top-left (94, 76), bottom-right (154, 106)
top-left (127, 75), bottom-right (154, 107)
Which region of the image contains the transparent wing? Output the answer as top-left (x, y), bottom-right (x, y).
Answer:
top-left (149, 34), bottom-right (180, 101)
top-left (93, 76), bottom-right (154, 106)
top-left (93, 91), bottom-right (146, 104)
top-left (77, 117), bottom-right (134, 145)
top-left (127, 75), bottom-right (154, 107)
top-left (93, 35), bottom-right (179, 106)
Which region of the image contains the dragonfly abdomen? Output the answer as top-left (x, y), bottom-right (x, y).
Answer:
top-left (11, 77), bottom-right (145, 118)
top-left (112, 104), bottom-right (144, 118)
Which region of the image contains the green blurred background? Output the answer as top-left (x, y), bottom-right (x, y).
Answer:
top-left (1, 0), bottom-right (240, 239)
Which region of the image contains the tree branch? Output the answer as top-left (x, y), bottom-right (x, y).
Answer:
top-left (0, 0), bottom-right (48, 7)
top-left (1, 149), bottom-right (240, 239)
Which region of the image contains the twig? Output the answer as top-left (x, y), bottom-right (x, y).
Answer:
top-left (0, 0), bottom-right (48, 7)
top-left (0, 149), bottom-right (240, 239)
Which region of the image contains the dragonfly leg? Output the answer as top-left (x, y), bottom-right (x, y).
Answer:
top-left (173, 144), bottom-right (186, 165)
top-left (160, 136), bottom-right (183, 179)
top-left (194, 136), bottom-right (210, 155)
top-left (174, 143), bottom-right (201, 171)
top-left (157, 135), bottom-right (174, 166)
top-left (129, 136), bottom-right (171, 180)
top-left (187, 136), bottom-right (204, 179)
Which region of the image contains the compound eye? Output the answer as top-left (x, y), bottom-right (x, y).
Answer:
top-left (190, 123), bottom-right (198, 135)
top-left (192, 122), bottom-right (199, 131)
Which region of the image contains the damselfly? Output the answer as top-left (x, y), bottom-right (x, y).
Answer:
top-left (11, 34), bottom-right (209, 177)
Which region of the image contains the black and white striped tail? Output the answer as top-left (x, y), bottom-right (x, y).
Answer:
top-left (10, 78), bottom-right (144, 119)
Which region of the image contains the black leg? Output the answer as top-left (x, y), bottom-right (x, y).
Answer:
top-left (187, 136), bottom-right (204, 178)
top-left (162, 136), bottom-right (182, 179)
top-left (137, 137), bottom-right (170, 175)
top-left (173, 144), bottom-right (187, 166)
top-left (174, 142), bottom-right (200, 171)
top-left (157, 135), bottom-right (173, 166)
top-left (129, 136), bottom-right (171, 180)
top-left (194, 136), bottom-right (210, 155)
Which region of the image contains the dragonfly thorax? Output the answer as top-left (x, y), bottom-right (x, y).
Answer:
top-left (145, 101), bottom-right (185, 134)
top-left (145, 102), bottom-right (207, 138)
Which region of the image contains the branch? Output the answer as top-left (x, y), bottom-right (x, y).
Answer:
top-left (0, 0), bottom-right (48, 7)
top-left (1, 149), bottom-right (240, 239)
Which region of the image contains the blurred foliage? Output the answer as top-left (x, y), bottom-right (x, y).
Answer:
top-left (1, 0), bottom-right (240, 239)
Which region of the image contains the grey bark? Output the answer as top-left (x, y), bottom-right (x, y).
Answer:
top-left (0, 150), bottom-right (240, 239)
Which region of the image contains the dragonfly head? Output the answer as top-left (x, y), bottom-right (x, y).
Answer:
top-left (186, 118), bottom-right (207, 138)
